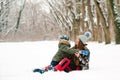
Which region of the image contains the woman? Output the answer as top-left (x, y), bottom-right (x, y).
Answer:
top-left (73, 31), bottom-right (92, 70)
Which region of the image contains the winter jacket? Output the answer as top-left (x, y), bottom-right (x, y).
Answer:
top-left (52, 39), bottom-right (79, 62)
top-left (72, 46), bottom-right (90, 69)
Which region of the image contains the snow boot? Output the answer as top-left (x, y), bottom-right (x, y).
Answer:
top-left (33, 65), bottom-right (54, 74)
top-left (33, 68), bottom-right (47, 74)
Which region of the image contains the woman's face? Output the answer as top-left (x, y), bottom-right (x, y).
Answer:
top-left (75, 38), bottom-right (80, 45)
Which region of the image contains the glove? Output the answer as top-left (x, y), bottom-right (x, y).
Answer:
top-left (80, 50), bottom-right (89, 56)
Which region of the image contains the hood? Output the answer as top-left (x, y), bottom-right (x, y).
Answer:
top-left (58, 39), bottom-right (70, 48)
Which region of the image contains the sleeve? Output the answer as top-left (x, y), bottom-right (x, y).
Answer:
top-left (59, 45), bottom-right (79, 54)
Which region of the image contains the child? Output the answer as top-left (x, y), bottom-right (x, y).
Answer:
top-left (33, 34), bottom-right (79, 74)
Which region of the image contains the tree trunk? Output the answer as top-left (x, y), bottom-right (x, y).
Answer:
top-left (97, 12), bottom-right (103, 43)
top-left (95, 0), bottom-right (111, 44)
top-left (80, 0), bottom-right (85, 33)
top-left (98, 26), bottom-right (102, 43)
top-left (95, 1), bottom-right (102, 43)
top-left (73, 0), bottom-right (81, 40)
top-left (15, 0), bottom-right (26, 32)
top-left (72, 18), bottom-right (80, 40)
top-left (67, 0), bottom-right (81, 40)
top-left (107, 0), bottom-right (116, 42)
top-left (87, 0), bottom-right (96, 41)
top-left (0, 0), bottom-right (9, 32)
top-left (111, 0), bottom-right (120, 44)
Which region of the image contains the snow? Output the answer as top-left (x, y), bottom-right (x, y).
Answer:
top-left (0, 41), bottom-right (120, 80)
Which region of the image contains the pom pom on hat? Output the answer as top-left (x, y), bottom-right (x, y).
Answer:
top-left (79, 31), bottom-right (92, 45)
top-left (84, 31), bottom-right (92, 39)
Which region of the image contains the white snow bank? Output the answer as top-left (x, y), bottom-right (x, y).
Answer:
top-left (0, 41), bottom-right (120, 80)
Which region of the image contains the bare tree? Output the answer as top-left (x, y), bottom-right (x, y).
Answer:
top-left (15, 0), bottom-right (26, 32)
top-left (0, 0), bottom-right (118, 43)
top-left (0, 0), bottom-right (10, 34)
top-left (111, 0), bottom-right (120, 44)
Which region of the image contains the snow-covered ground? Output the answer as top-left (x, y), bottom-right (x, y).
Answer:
top-left (0, 41), bottom-right (120, 80)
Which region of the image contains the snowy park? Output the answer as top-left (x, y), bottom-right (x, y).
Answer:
top-left (0, 41), bottom-right (120, 80)
top-left (0, 0), bottom-right (120, 80)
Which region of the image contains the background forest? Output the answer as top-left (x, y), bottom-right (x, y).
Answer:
top-left (0, 0), bottom-right (120, 44)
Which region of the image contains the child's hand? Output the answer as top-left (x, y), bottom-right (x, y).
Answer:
top-left (75, 52), bottom-right (80, 57)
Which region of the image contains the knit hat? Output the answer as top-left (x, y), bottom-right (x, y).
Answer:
top-left (59, 34), bottom-right (69, 40)
top-left (79, 31), bottom-right (92, 45)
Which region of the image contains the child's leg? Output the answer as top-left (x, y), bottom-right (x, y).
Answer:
top-left (50, 61), bottom-right (59, 67)
top-left (33, 61), bottom-right (59, 74)
top-left (45, 61), bottom-right (59, 71)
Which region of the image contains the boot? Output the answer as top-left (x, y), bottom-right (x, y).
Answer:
top-left (33, 68), bottom-right (47, 74)
top-left (33, 65), bottom-right (54, 74)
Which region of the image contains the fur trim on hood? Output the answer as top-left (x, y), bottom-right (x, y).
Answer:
top-left (59, 39), bottom-right (70, 45)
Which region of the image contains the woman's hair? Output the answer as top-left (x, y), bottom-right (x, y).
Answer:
top-left (74, 39), bottom-right (85, 50)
